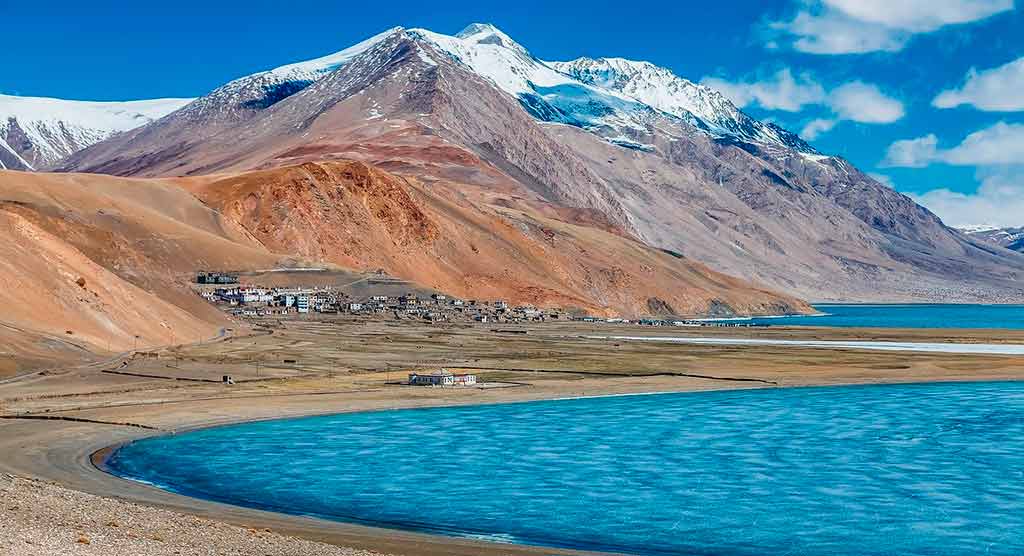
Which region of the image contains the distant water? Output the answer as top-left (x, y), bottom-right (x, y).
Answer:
top-left (108, 382), bottom-right (1024, 555)
top-left (744, 303), bottom-right (1024, 329)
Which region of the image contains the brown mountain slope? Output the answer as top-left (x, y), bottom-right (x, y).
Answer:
top-left (184, 160), bottom-right (809, 317)
top-left (58, 30), bottom-right (1024, 302)
top-left (0, 162), bottom-right (808, 364)
top-left (0, 170), bottom-right (281, 354)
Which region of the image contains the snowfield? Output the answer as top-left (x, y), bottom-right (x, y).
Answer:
top-left (0, 94), bottom-right (192, 169)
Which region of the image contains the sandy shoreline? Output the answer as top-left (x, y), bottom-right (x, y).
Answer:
top-left (3, 376), bottom-right (752, 556)
top-left (1, 377), bottom-right (1017, 556)
top-left (6, 320), bottom-right (1024, 555)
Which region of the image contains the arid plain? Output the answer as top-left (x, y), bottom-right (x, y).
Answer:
top-left (4, 318), bottom-right (1024, 555)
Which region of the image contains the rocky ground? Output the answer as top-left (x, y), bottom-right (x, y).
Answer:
top-left (0, 474), bottom-right (389, 556)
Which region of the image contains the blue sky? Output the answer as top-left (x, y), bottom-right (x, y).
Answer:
top-left (4, 1), bottom-right (1023, 226)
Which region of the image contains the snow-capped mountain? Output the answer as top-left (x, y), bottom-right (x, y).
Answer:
top-left (26, 23), bottom-right (817, 169)
top-left (56, 23), bottom-right (1024, 303)
top-left (959, 225), bottom-right (1024, 252)
top-left (174, 27), bottom-right (402, 123)
top-left (550, 57), bottom-right (815, 153)
top-left (407, 25), bottom-right (816, 153)
top-left (0, 94), bottom-right (191, 170)
top-left (407, 24), bottom-right (660, 141)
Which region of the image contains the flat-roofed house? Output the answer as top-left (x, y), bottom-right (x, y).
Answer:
top-left (408, 370), bottom-right (478, 387)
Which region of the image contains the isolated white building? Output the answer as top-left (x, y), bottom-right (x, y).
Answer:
top-left (408, 370), bottom-right (478, 387)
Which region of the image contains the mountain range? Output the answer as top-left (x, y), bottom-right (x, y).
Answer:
top-left (0, 94), bottom-right (191, 171)
top-left (3, 23), bottom-right (1024, 357)
top-left (959, 225), bottom-right (1024, 253)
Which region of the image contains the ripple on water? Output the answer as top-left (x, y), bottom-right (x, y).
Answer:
top-left (107, 382), bottom-right (1024, 555)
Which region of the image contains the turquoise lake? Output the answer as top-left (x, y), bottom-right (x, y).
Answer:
top-left (107, 382), bottom-right (1024, 555)
top-left (745, 303), bottom-right (1024, 329)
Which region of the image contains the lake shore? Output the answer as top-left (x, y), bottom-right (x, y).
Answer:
top-left (1, 375), bottom-right (769, 556)
top-left (5, 319), bottom-right (1024, 555)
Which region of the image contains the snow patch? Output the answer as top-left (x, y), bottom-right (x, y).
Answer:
top-left (957, 224), bottom-right (1001, 234)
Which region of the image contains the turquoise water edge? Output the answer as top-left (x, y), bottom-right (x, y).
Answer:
top-left (746, 303), bottom-right (1024, 329)
top-left (108, 382), bottom-right (1024, 555)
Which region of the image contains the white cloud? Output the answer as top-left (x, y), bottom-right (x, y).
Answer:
top-left (868, 172), bottom-right (896, 188)
top-left (943, 122), bottom-right (1024, 164)
top-left (934, 56), bottom-right (1024, 111)
top-left (770, 0), bottom-right (1013, 54)
top-left (824, 0), bottom-right (1014, 30)
top-left (828, 82), bottom-right (905, 123)
top-left (701, 69), bottom-right (826, 112)
top-left (702, 71), bottom-right (904, 139)
top-left (801, 118), bottom-right (838, 139)
top-left (908, 169), bottom-right (1024, 227)
top-left (883, 123), bottom-right (1024, 167)
top-left (773, 10), bottom-right (907, 54)
top-left (882, 135), bottom-right (940, 167)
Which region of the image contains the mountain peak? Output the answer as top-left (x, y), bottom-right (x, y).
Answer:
top-left (453, 23), bottom-right (524, 50)
top-left (264, 26), bottom-right (407, 79)
top-left (551, 56), bottom-right (816, 153)
top-left (457, 22), bottom-right (503, 39)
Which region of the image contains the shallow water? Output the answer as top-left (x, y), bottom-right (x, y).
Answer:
top-left (108, 382), bottom-right (1024, 555)
top-left (745, 303), bottom-right (1024, 329)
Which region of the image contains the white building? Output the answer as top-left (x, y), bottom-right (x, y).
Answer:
top-left (296, 295), bottom-right (310, 313)
top-left (408, 370), bottom-right (478, 387)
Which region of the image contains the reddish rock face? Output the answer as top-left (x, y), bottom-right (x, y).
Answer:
top-left (0, 159), bottom-right (809, 366)
top-left (185, 160), bottom-right (810, 317)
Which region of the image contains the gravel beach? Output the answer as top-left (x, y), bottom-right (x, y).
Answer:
top-left (0, 473), bottom-right (389, 556)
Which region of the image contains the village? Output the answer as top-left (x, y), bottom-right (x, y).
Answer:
top-left (194, 271), bottom-right (770, 328)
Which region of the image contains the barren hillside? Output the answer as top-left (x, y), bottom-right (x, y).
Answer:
top-left (0, 162), bottom-right (809, 368)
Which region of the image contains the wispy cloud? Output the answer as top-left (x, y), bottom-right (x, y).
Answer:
top-left (907, 168), bottom-right (1024, 227)
top-left (702, 71), bottom-right (904, 138)
top-left (828, 82), bottom-right (905, 123)
top-left (883, 122), bottom-right (1024, 167)
top-left (768, 0), bottom-right (1013, 54)
top-left (934, 56), bottom-right (1024, 111)
top-left (801, 118), bottom-right (838, 140)
top-left (883, 122), bottom-right (1024, 227)
top-left (701, 69), bottom-right (825, 112)
top-left (881, 134), bottom-right (940, 168)
top-left (867, 172), bottom-right (896, 188)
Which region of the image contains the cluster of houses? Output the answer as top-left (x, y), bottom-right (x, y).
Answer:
top-left (198, 286), bottom-right (326, 316)
top-left (195, 275), bottom-right (768, 328)
top-left (197, 285), bottom-right (573, 323)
